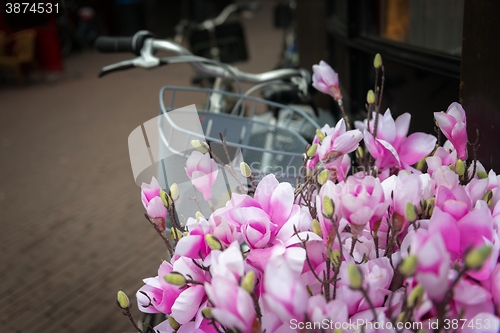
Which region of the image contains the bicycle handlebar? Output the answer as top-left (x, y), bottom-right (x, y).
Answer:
top-left (96, 31), bottom-right (310, 89)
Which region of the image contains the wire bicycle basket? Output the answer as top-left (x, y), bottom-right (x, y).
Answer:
top-left (128, 86), bottom-right (320, 221)
top-left (159, 86), bottom-right (319, 182)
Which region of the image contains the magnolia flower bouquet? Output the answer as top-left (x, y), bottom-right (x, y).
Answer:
top-left (116, 55), bottom-right (500, 333)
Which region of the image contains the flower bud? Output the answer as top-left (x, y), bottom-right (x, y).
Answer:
top-left (420, 199), bottom-right (427, 213)
top-left (356, 146), bottom-right (364, 159)
top-left (396, 312), bottom-right (406, 323)
top-left (170, 227), bottom-right (183, 240)
top-left (455, 159), bottom-right (465, 176)
top-left (160, 190), bottom-right (172, 207)
top-left (168, 316), bottom-right (180, 330)
top-left (169, 183), bottom-right (179, 201)
top-left (373, 53), bottom-right (383, 68)
top-left (241, 271), bottom-right (255, 294)
top-left (191, 140), bottom-right (209, 153)
top-left (239, 162), bottom-right (252, 178)
top-left (201, 307), bottom-right (213, 319)
top-left (322, 196), bottom-right (334, 218)
top-left (407, 285), bottom-right (424, 307)
top-left (315, 129), bottom-right (325, 142)
top-left (477, 170), bottom-right (488, 179)
top-left (117, 290), bottom-right (130, 309)
top-left (465, 246), bottom-right (492, 270)
top-left (426, 198), bottom-right (435, 217)
top-left (195, 211), bottom-right (205, 222)
top-left (317, 169), bottom-right (329, 185)
top-left (483, 190), bottom-right (493, 207)
top-left (366, 90), bottom-right (375, 105)
top-left (205, 234), bottom-right (222, 250)
top-left (404, 202), bottom-right (417, 223)
top-left (164, 272), bottom-right (187, 286)
top-left (399, 255), bottom-right (418, 276)
top-left (330, 248), bottom-right (341, 268)
top-left (312, 219), bottom-right (323, 237)
top-left (306, 144), bottom-right (318, 158)
top-left (348, 263), bottom-right (363, 290)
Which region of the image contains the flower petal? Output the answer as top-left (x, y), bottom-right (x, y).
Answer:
top-left (399, 133), bottom-right (437, 165)
top-left (170, 285), bottom-right (205, 324)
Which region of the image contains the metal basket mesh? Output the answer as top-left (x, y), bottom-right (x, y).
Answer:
top-left (158, 86), bottom-right (320, 184)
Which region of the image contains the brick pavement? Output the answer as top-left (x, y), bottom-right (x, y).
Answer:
top-left (0, 3), bottom-right (283, 332)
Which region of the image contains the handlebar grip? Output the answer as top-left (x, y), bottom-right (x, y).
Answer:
top-left (94, 31), bottom-right (154, 55)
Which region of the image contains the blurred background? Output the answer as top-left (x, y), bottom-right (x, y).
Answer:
top-left (0, 0), bottom-right (498, 332)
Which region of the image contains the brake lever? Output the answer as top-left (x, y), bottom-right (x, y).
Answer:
top-left (99, 39), bottom-right (161, 77)
top-left (98, 60), bottom-right (136, 77)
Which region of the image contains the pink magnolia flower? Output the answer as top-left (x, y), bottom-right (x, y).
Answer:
top-left (357, 110), bottom-right (436, 170)
top-left (136, 260), bottom-right (182, 315)
top-left (175, 224), bottom-right (211, 259)
top-left (239, 207), bottom-right (277, 249)
top-left (219, 174), bottom-right (297, 249)
top-left (335, 257), bottom-right (393, 315)
top-left (382, 172), bottom-right (433, 234)
top-left (208, 241), bottom-right (245, 281)
top-left (359, 257), bottom-right (394, 311)
top-left (136, 256), bottom-right (209, 325)
top-left (262, 247), bottom-right (309, 323)
top-left (205, 276), bottom-right (256, 333)
top-left (410, 229), bottom-right (450, 301)
top-left (426, 140), bottom-right (458, 175)
top-left (312, 60), bottom-right (342, 101)
top-left (429, 199), bottom-right (498, 277)
top-left (434, 102), bottom-right (468, 160)
top-left (339, 175), bottom-right (388, 236)
top-left (431, 165), bottom-right (460, 189)
top-left (316, 119), bottom-right (363, 168)
top-left (435, 185), bottom-right (471, 221)
top-left (207, 212), bottom-right (241, 246)
top-left (168, 259), bottom-right (208, 325)
top-left (141, 176), bottom-right (161, 206)
top-left (186, 151), bottom-right (218, 201)
top-left (141, 177), bottom-right (167, 231)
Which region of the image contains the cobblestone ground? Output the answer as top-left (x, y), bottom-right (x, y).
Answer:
top-left (0, 4), bottom-right (282, 332)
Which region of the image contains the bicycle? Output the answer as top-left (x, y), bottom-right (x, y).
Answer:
top-left (95, 30), bottom-right (320, 332)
